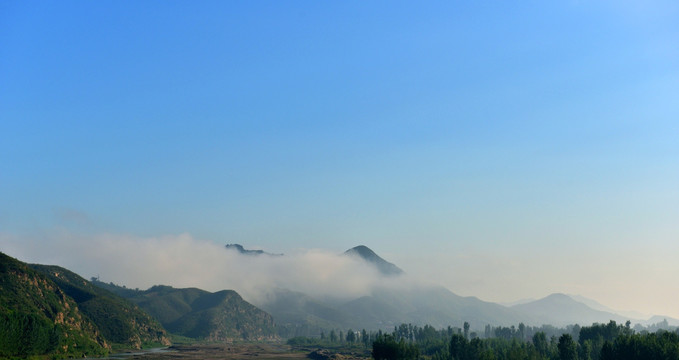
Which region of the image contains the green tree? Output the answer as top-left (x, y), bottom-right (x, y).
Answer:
top-left (347, 329), bottom-right (356, 344)
top-left (600, 341), bottom-right (614, 360)
top-left (450, 334), bottom-right (467, 360)
top-left (532, 331), bottom-right (548, 357)
top-left (558, 334), bottom-right (578, 360)
top-left (372, 335), bottom-right (418, 360)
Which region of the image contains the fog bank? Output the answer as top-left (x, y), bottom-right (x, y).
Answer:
top-left (1, 231), bottom-right (407, 304)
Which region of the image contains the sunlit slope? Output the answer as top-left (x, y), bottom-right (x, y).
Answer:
top-left (0, 252), bottom-right (108, 358)
top-left (30, 263), bottom-right (170, 348)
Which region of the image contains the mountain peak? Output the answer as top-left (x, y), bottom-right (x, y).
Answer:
top-left (225, 244), bottom-right (282, 256)
top-left (344, 245), bottom-right (403, 276)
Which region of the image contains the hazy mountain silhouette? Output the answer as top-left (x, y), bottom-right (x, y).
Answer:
top-left (344, 245), bottom-right (403, 276)
top-left (225, 244), bottom-right (282, 256)
top-left (511, 293), bottom-right (630, 326)
top-left (254, 246), bottom-right (532, 334)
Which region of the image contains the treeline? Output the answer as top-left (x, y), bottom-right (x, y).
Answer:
top-left (417, 321), bottom-right (679, 360)
top-left (288, 321), bottom-right (679, 359)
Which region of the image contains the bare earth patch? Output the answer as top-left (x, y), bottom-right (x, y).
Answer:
top-left (118, 344), bottom-right (320, 360)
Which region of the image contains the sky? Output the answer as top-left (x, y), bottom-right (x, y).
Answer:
top-left (1, 1), bottom-right (679, 319)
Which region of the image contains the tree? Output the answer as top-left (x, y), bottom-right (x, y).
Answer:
top-left (600, 341), bottom-right (614, 360)
top-left (450, 334), bottom-right (467, 360)
top-left (346, 329), bottom-right (356, 344)
top-left (372, 335), bottom-right (418, 360)
top-left (533, 331), bottom-right (548, 357)
top-left (558, 334), bottom-right (578, 360)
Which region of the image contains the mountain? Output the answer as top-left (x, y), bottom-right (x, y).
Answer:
top-left (30, 264), bottom-right (170, 349)
top-left (340, 285), bottom-right (532, 329)
top-left (568, 294), bottom-right (651, 321)
top-left (500, 298), bottom-right (537, 307)
top-left (638, 315), bottom-right (679, 327)
top-left (256, 284), bottom-right (531, 335)
top-left (256, 288), bottom-right (360, 338)
top-left (344, 245), bottom-right (403, 276)
top-left (99, 283), bottom-right (278, 341)
top-left (252, 246), bottom-right (532, 334)
top-left (225, 244), bottom-right (282, 256)
top-left (511, 293), bottom-right (630, 326)
top-left (0, 252), bottom-right (108, 358)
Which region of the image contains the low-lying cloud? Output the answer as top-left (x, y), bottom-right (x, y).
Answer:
top-left (1, 230), bottom-right (404, 305)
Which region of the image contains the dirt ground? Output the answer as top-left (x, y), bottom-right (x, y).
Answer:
top-left (111, 344), bottom-right (369, 360)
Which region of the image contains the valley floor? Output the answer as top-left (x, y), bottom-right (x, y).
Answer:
top-left (107, 344), bottom-right (369, 360)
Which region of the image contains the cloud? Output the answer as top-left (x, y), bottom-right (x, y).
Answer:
top-left (0, 230), bottom-right (398, 305)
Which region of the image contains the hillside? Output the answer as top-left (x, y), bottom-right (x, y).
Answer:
top-left (99, 283), bottom-right (278, 341)
top-left (511, 293), bottom-right (630, 326)
top-left (0, 252), bottom-right (108, 358)
top-left (256, 288), bottom-right (360, 338)
top-left (348, 285), bottom-right (533, 328)
top-left (252, 246), bottom-right (530, 334)
top-left (344, 245), bottom-right (403, 276)
top-left (30, 264), bottom-right (170, 349)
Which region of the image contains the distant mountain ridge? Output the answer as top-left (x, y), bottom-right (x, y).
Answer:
top-left (225, 244), bottom-right (282, 256)
top-left (511, 293), bottom-right (630, 326)
top-left (344, 245), bottom-right (403, 276)
top-left (254, 246), bottom-right (679, 334)
top-left (253, 245), bottom-right (531, 335)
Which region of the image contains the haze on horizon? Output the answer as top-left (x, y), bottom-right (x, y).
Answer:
top-left (1, 2), bottom-right (678, 320)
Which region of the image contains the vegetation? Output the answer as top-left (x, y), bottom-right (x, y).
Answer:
top-left (288, 321), bottom-right (679, 360)
top-left (93, 281), bottom-right (278, 341)
top-left (0, 252), bottom-right (108, 358)
top-left (6, 248), bottom-right (679, 360)
top-left (30, 264), bottom-right (169, 349)
top-left (372, 334), bottom-right (419, 360)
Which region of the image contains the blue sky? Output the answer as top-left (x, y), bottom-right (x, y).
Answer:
top-left (2, 1), bottom-right (679, 316)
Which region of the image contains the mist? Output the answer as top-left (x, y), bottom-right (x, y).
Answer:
top-left (0, 230), bottom-right (413, 306)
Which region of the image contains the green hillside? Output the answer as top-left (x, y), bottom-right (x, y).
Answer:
top-left (0, 252), bottom-right (108, 358)
top-left (97, 283), bottom-right (278, 341)
top-left (30, 264), bottom-right (170, 349)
